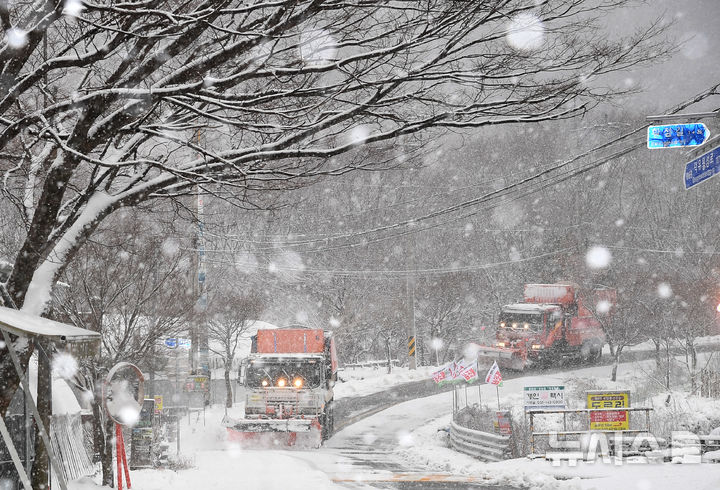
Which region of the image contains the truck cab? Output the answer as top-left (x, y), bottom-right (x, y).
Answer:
top-left (228, 326), bottom-right (337, 445)
top-left (496, 303), bottom-right (565, 362)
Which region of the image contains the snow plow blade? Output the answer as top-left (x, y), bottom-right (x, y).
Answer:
top-left (475, 345), bottom-right (527, 371)
top-left (222, 417), bottom-right (321, 448)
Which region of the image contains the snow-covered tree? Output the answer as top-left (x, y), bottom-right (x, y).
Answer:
top-left (0, 0), bottom-right (670, 415)
top-left (206, 289), bottom-right (264, 408)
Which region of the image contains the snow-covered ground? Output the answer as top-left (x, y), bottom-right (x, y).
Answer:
top-left (334, 364), bottom-right (437, 399)
top-left (69, 354), bottom-right (720, 490)
top-left (396, 360), bottom-right (720, 489)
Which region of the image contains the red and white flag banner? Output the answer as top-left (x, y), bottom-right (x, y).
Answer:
top-left (485, 360), bottom-right (503, 385)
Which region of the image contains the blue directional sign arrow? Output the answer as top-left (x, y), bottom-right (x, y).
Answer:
top-left (648, 123), bottom-right (709, 149)
top-left (684, 145), bottom-right (720, 190)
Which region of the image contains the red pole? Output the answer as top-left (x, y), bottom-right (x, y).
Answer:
top-left (115, 424), bottom-right (123, 490)
top-left (118, 426), bottom-right (132, 488)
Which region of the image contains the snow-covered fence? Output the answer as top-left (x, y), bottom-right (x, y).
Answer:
top-left (50, 414), bottom-right (95, 482)
top-left (449, 421), bottom-right (511, 462)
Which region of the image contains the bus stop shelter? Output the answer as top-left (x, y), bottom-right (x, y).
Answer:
top-left (0, 306), bottom-right (100, 490)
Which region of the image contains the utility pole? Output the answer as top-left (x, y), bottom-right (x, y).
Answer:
top-left (191, 128), bottom-right (209, 379)
top-left (407, 236), bottom-right (417, 370)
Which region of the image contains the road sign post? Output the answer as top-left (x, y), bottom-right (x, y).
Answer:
top-left (684, 145), bottom-right (720, 190)
top-left (648, 123), bottom-right (709, 149)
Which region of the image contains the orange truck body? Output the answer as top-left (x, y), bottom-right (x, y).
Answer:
top-left (254, 328), bottom-right (338, 374)
top-left (227, 327), bottom-right (338, 446)
top-left (477, 283), bottom-right (615, 370)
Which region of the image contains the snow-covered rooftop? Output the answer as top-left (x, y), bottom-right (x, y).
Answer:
top-left (0, 305), bottom-right (100, 342)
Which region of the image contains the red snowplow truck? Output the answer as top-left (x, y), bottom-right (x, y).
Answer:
top-left (224, 326), bottom-right (338, 447)
top-left (476, 284), bottom-right (615, 371)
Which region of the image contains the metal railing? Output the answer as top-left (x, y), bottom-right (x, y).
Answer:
top-left (528, 407), bottom-right (654, 455)
top-left (449, 421), bottom-right (511, 462)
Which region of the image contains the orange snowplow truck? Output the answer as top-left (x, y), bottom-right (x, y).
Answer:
top-left (224, 326), bottom-right (338, 447)
top-left (476, 284), bottom-right (615, 371)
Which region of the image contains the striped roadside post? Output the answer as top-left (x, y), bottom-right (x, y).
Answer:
top-left (408, 336), bottom-right (416, 362)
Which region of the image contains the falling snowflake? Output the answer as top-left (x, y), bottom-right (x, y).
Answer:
top-left (348, 125), bottom-right (370, 145)
top-left (5, 28), bottom-right (28, 49)
top-left (63, 0), bottom-right (84, 17)
top-left (160, 237), bottom-right (180, 256)
top-left (505, 13), bottom-right (545, 51)
top-left (52, 352), bottom-right (78, 380)
top-left (396, 430), bottom-right (414, 447)
top-left (329, 317), bottom-right (341, 328)
top-left (463, 343), bottom-right (480, 359)
top-left (586, 246), bottom-right (611, 269)
top-left (596, 300), bottom-right (611, 314)
top-left (430, 338), bottom-right (443, 351)
top-left (657, 283), bottom-right (673, 298)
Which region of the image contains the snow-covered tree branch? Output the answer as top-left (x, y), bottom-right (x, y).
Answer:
top-left (0, 0), bottom-right (669, 414)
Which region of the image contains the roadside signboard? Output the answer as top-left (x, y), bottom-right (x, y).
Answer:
top-left (164, 337), bottom-right (177, 348)
top-left (647, 123), bottom-right (709, 149)
top-left (586, 390), bottom-right (630, 431)
top-left (153, 395), bottom-right (163, 414)
top-left (178, 337), bottom-right (191, 349)
top-left (524, 385), bottom-right (565, 411)
top-left (684, 145), bottom-right (720, 190)
top-left (130, 399), bottom-right (155, 469)
top-left (184, 375), bottom-right (209, 392)
top-left (494, 410), bottom-right (512, 435)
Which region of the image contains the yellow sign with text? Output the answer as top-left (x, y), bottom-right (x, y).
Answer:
top-left (586, 390), bottom-right (630, 430)
top-left (154, 395), bottom-right (163, 414)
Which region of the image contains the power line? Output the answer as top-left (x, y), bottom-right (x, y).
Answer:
top-left (202, 246), bottom-right (576, 276)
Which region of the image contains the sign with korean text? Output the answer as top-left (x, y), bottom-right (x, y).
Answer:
top-left (153, 395), bottom-right (163, 414)
top-left (184, 375), bottom-right (209, 393)
top-left (684, 145), bottom-right (720, 190)
top-left (586, 390), bottom-right (630, 430)
top-left (524, 385), bottom-right (566, 411)
top-left (647, 123), bottom-right (709, 149)
top-left (494, 410), bottom-right (512, 435)
top-left (431, 359), bottom-right (479, 385)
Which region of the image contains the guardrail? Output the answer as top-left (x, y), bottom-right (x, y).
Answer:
top-left (340, 359), bottom-right (401, 370)
top-left (449, 421), bottom-right (511, 462)
top-left (528, 407), bottom-right (653, 455)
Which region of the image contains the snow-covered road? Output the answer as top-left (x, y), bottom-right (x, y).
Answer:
top-left (71, 356), bottom-right (720, 490)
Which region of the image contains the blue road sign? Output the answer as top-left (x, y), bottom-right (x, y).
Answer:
top-left (648, 123), bottom-right (709, 149)
top-left (685, 145), bottom-right (720, 190)
top-left (164, 338), bottom-right (178, 348)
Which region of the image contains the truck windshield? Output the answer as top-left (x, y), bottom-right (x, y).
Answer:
top-left (245, 360), bottom-right (323, 389)
top-left (499, 312), bottom-right (544, 332)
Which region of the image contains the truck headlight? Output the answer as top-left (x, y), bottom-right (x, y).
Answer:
top-left (293, 378), bottom-right (303, 388)
top-left (261, 379), bottom-right (269, 387)
top-left (277, 378), bottom-right (287, 387)
top-left (531, 344), bottom-right (543, 350)
top-left (496, 342), bottom-right (506, 348)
